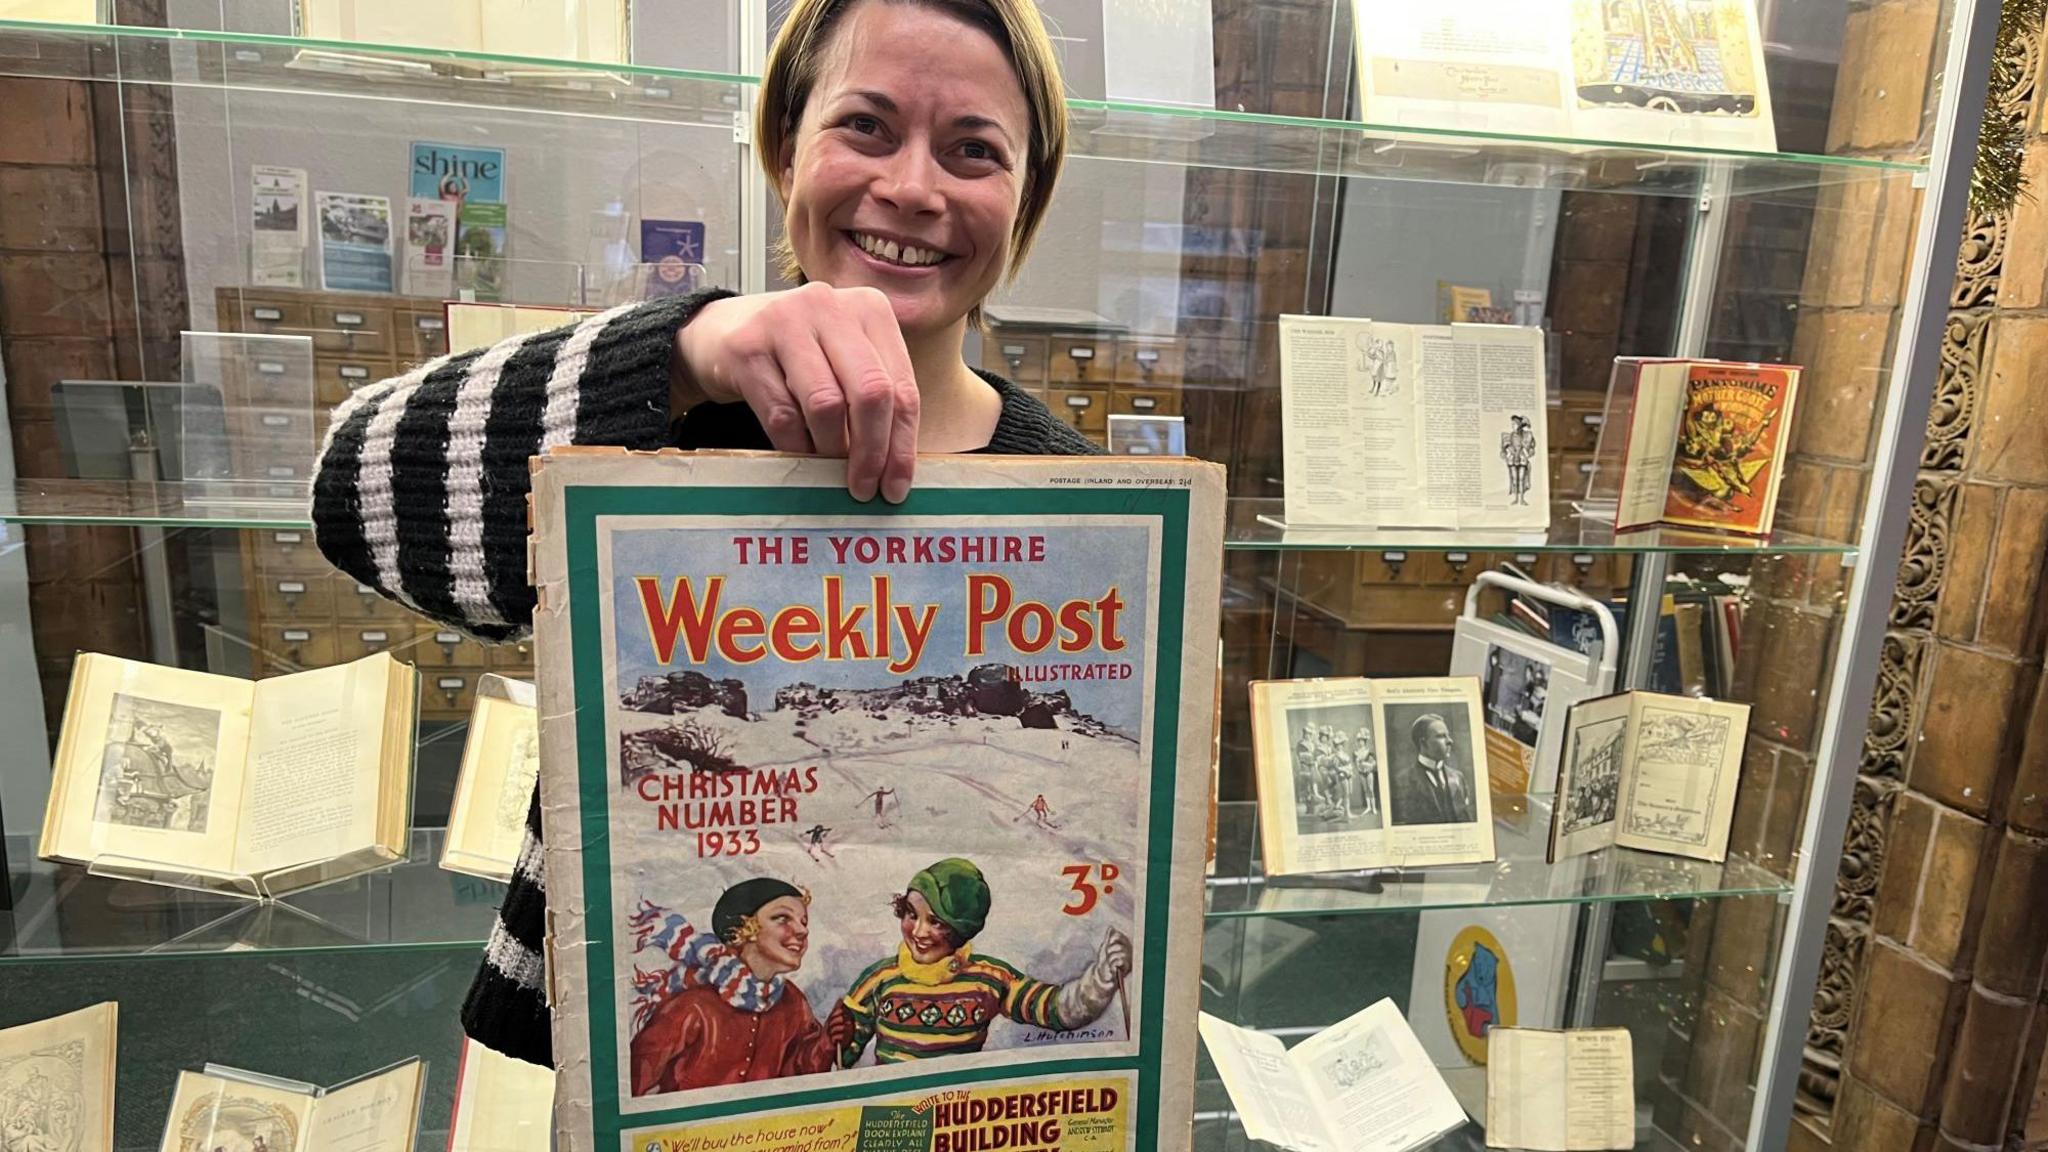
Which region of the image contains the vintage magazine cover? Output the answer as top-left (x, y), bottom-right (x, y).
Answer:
top-left (1658, 363), bottom-right (1800, 535)
top-left (530, 451), bottom-right (1225, 1152)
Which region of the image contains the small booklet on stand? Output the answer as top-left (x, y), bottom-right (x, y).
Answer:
top-left (1251, 676), bottom-right (1494, 875)
top-left (448, 1038), bottom-right (553, 1152)
top-left (1485, 1028), bottom-right (1635, 1150)
top-left (441, 675), bottom-right (539, 882)
top-left (1603, 359), bottom-right (1802, 537)
top-left (1199, 1000), bottom-right (1468, 1152)
top-left (160, 1060), bottom-right (425, 1152)
top-left (40, 651), bottom-right (417, 897)
top-left (0, 1003), bottom-right (118, 1152)
top-left (1547, 691), bottom-right (1752, 864)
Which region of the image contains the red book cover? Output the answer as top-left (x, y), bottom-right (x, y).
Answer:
top-left (1657, 363), bottom-right (1801, 536)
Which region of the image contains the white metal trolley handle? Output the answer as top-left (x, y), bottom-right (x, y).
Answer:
top-left (1460, 569), bottom-right (1621, 685)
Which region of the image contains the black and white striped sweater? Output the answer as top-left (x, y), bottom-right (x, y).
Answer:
top-left (310, 290), bottom-right (1101, 1067)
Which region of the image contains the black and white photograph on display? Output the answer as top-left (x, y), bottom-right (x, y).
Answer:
top-left (1561, 715), bottom-right (1627, 836)
top-left (1283, 702), bottom-right (1382, 836)
top-left (1481, 643), bottom-right (1549, 748)
top-left (93, 693), bottom-right (218, 833)
top-left (1384, 701), bottom-right (1480, 828)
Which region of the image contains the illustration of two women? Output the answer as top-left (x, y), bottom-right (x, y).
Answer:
top-left (627, 858), bottom-right (1132, 1096)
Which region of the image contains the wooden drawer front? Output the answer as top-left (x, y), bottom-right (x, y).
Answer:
top-left (339, 624), bottom-right (411, 662)
top-left (1356, 550), bottom-right (1423, 586)
top-left (263, 625), bottom-right (338, 675)
top-left (236, 297), bottom-right (312, 336)
top-left (1542, 552), bottom-right (1610, 590)
top-left (1551, 403), bottom-right (1608, 452)
top-left (489, 637), bottom-right (535, 675)
top-left (254, 528), bottom-right (327, 576)
top-left (1111, 387), bottom-right (1183, 418)
top-left (423, 671), bottom-right (478, 715)
top-left (241, 407), bottom-right (318, 451)
top-left (1552, 452), bottom-right (1597, 499)
top-left (311, 304), bottom-right (394, 355)
top-left (1049, 336), bottom-right (1113, 385)
top-left (335, 580), bottom-right (420, 625)
top-left (237, 351), bottom-right (313, 406)
top-left (1116, 338), bottom-right (1183, 386)
top-left (400, 310), bottom-right (450, 361)
top-left (1048, 388), bottom-right (1108, 434)
top-left (415, 625), bottom-right (489, 668)
top-left (315, 356), bottom-right (392, 408)
top-left (985, 335), bottom-right (1047, 386)
top-left (258, 573), bottom-right (337, 621)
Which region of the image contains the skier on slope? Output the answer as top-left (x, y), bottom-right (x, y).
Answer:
top-left (1023, 793), bottom-right (1057, 829)
top-left (800, 824), bottom-right (835, 862)
top-left (856, 787), bottom-right (897, 827)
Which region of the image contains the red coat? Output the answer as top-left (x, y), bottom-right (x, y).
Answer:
top-left (629, 984), bottom-right (835, 1095)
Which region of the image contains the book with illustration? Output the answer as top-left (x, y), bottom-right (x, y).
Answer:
top-left (441, 675), bottom-right (539, 882)
top-left (528, 450), bottom-right (1224, 1152)
top-left (1608, 359), bottom-right (1802, 537)
top-left (39, 652), bottom-right (416, 896)
top-left (1547, 690), bottom-right (1751, 864)
top-left (0, 1003), bottom-right (117, 1152)
top-left (158, 1060), bottom-right (424, 1152)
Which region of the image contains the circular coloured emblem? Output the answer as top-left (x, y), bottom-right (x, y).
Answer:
top-left (1443, 924), bottom-right (1518, 1065)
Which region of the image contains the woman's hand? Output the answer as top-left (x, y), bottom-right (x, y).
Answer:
top-left (675, 284), bottom-right (919, 503)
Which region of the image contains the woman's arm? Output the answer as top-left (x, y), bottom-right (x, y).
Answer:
top-left (311, 289), bottom-right (733, 639)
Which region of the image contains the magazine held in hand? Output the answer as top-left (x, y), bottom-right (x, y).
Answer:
top-left (528, 451), bottom-right (1225, 1152)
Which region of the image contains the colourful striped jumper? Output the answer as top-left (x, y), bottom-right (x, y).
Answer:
top-left (839, 944), bottom-right (1067, 1064)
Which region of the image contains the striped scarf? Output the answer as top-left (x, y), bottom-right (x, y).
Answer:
top-left (627, 899), bottom-right (785, 1030)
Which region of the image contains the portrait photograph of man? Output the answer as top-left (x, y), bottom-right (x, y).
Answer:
top-left (1384, 702), bottom-right (1481, 827)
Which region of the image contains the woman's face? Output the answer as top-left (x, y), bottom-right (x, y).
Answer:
top-left (741, 895), bottom-right (810, 977)
top-left (899, 889), bottom-right (958, 964)
top-left (782, 1), bottom-right (1032, 339)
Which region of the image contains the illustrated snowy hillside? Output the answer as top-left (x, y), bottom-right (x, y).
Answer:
top-left (609, 662), bottom-right (1149, 1059)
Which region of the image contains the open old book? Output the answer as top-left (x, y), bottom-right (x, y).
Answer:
top-left (441, 675), bottom-right (539, 881)
top-left (1607, 359), bottom-right (1802, 537)
top-left (1547, 690), bottom-right (1751, 863)
top-left (160, 1060), bottom-right (425, 1152)
top-left (1251, 676), bottom-right (1495, 874)
top-left (1350, 0), bottom-right (1777, 153)
top-left (41, 652), bottom-right (416, 897)
top-left (1199, 1001), bottom-right (1468, 1152)
top-left (1485, 1028), bottom-right (1635, 1151)
top-left (1277, 316), bottom-right (1548, 530)
top-left (0, 1003), bottom-right (118, 1152)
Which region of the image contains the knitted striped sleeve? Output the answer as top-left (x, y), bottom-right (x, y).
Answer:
top-left (310, 289), bottom-right (733, 641)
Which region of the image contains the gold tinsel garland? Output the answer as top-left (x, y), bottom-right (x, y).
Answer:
top-left (1972, 0), bottom-right (2048, 215)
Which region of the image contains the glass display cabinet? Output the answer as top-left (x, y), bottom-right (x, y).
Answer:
top-left (0, 0), bottom-right (1999, 1149)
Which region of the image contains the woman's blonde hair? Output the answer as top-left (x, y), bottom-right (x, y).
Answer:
top-left (757, 0), bottom-right (1068, 297)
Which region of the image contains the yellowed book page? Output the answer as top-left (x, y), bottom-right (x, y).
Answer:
top-left (1290, 998), bottom-right (1468, 1152)
top-left (297, 0), bottom-right (483, 51)
top-left (1548, 694), bottom-right (1633, 862)
top-left (1375, 676), bottom-right (1496, 866)
top-left (1614, 363), bottom-right (1689, 529)
top-left (1278, 315), bottom-right (1421, 527)
top-left (1485, 1028), bottom-right (1569, 1149)
top-left (444, 303), bottom-right (513, 354)
top-left (0, 1002), bottom-right (118, 1152)
top-left (1566, 0), bottom-right (1777, 153)
top-left (449, 1039), bottom-right (553, 1152)
top-left (159, 1071), bottom-right (317, 1152)
top-left (44, 655), bottom-right (255, 876)
top-left (1352, 0), bottom-right (1572, 137)
top-left (1562, 1030), bottom-right (1634, 1149)
top-left (1612, 693), bottom-right (1750, 862)
top-left (1196, 1013), bottom-right (1334, 1152)
top-left (1250, 677), bottom-right (1389, 875)
top-left (477, 0), bottom-right (627, 64)
top-left (0, 0), bottom-right (97, 20)
top-left (235, 656), bottom-right (395, 877)
top-left (306, 1062), bottom-right (423, 1152)
top-left (443, 693), bottom-right (540, 881)
top-left (510, 307), bottom-right (599, 335)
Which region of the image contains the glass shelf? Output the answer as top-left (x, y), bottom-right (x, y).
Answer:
top-left (1, 829), bottom-right (497, 963)
top-left (1204, 801), bottom-right (1791, 919)
top-left (0, 478), bottom-right (314, 528)
top-left (1223, 498), bottom-right (1860, 556)
top-left (1193, 1076), bottom-right (1693, 1152)
top-left (0, 19), bottom-right (1926, 195)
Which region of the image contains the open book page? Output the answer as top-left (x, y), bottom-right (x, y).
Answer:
top-left (1351, 0), bottom-right (1573, 138)
top-left (1610, 362), bottom-right (1687, 529)
top-left (1413, 324), bottom-right (1549, 529)
top-left (1614, 694), bottom-right (1750, 862)
top-left (1376, 677), bottom-right (1495, 867)
top-left (43, 654), bottom-right (255, 877)
top-left (1564, 0), bottom-right (1777, 153)
top-left (160, 1070), bottom-right (317, 1152)
top-left (1278, 316), bottom-right (1418, 526)
top-left (449, 1038), bottom-right (553, 1152)
top-left (1291, 998), bottom-right (1468, 1152)
top-left (1485, 1029), bottom-right (1633, 1151)
top-left (305, 1062), bottom-right (423, 1152)
top-left (234, 655), bottom-right (398, 878)
top-left (1548, 695), bottom-right (1633, 862)
top-left (1198, 1014), bottom-right (1335, 1152)
top-left (0, 1003), bottom-right (117, 1152)
top-left (443, 691), bottom-right (540, 880)
top-left (1250, 678), bottom-right (1390, 875)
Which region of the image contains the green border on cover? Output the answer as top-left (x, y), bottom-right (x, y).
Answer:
top-left (563, 484), bottom-right (1192, 1147)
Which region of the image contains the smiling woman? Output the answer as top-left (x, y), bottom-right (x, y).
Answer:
top-left (307, 0), bottom-right (1099, 1072)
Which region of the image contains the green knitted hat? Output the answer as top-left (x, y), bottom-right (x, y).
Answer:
top-left (909, 857), bottom-right (991, 942)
